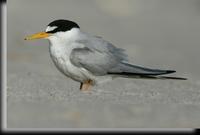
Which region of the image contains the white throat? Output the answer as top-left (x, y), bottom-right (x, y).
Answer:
top-left (48, 28), bottom-right (84, 61)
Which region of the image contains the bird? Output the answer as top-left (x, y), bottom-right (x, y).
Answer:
top-left (24, 19), bottom-right (186, 91)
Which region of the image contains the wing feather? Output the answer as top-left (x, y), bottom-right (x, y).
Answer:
top-left (70, 36), bottom-right (128, 75)
top-left (70, 35), bottom-right (177, 77)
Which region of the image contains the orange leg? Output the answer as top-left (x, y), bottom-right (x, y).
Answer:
top-left (80, 80), bottom-right (93, 91)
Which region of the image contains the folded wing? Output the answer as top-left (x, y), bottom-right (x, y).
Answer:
top-left (70, 36), bottom-right (183, 79)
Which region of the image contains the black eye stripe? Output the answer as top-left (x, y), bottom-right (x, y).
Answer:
top-left (46, 27), bottom-right (74, 33)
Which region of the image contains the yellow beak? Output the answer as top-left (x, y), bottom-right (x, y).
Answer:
top-left (24, 32), bottom-right (50, 40)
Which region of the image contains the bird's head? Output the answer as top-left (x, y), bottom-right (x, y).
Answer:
top-left (24, 19), bottom-right (80, 40)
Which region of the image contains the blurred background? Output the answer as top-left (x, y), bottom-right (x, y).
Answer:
top-left (7, 0), bottom-right (200, 128)
top-left (8, 0), bottom-right (200, 79)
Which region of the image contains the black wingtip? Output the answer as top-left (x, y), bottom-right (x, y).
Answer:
top-left (166, 70), bottom-right (176, 74)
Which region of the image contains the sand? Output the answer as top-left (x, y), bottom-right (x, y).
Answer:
top-left (7, 0), bottom-right (200, 128)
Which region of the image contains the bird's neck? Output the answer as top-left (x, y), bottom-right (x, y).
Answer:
top-left (48, 28), bottom-right (84, 59)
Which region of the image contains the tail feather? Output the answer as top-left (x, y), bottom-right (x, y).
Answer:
top-left (156, 76), bottom-right (187, 80)
top-left (108, 71), bottom-right (176, 76)
top-left (108, 72), bottom-right (187, 80)
top-left (108, 62), bottom-right (186, 80)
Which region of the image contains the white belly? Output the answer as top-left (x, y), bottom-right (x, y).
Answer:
top-left (51, 55), bottom-right (91, 82)
top-left (47, 33), bottom-right (112, 84)
top-left (50, 48), bottom-right (112, 84)
top-left (49, 41), bottom-right (95, 83)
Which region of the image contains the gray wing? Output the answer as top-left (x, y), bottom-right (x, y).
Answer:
top-left (70, 36), bottom-right (128, 75)
top-left (70, 36), bottom-right (176, 76)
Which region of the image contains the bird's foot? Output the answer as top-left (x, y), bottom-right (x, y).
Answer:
top-left (80, 80), bottom-right (93, 91)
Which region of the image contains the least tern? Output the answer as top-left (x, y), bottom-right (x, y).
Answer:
top-left (25, 19), bottom-right (186, 91)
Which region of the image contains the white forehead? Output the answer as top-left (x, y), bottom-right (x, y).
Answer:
top-left (45, 26), bottom-right (58, 32)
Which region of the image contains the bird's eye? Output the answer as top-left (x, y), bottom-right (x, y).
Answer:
top-left (45, 26), bottom-right (58, 33)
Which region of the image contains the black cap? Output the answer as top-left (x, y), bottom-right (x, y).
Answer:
top-left (46, 19), bottom-right (80, 33)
